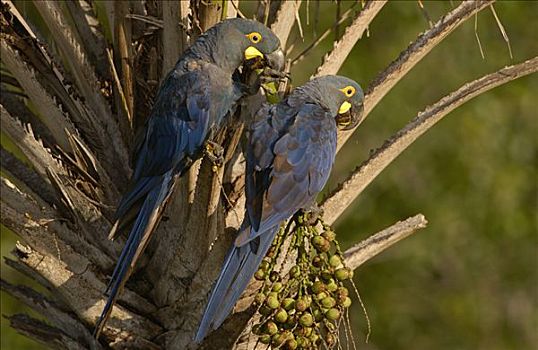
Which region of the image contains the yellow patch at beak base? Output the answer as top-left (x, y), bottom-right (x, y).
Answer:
top-left (244, 46), bottom-right (264, 60)
top-left (338, 101), bottom-right (351, 114)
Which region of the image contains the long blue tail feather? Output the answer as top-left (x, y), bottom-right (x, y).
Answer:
top-left (195, 225), bottom-right (278, 342)
top-left (94, 172), bottom-right (174, 337)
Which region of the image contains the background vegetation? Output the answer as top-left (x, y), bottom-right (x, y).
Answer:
top-left (2, 1), bottom-right (536, 349)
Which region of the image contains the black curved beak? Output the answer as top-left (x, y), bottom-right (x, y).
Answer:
top-left (265, 48), bottom-right (285, 72)
top-left (336, 104), bottom-right (364, 131)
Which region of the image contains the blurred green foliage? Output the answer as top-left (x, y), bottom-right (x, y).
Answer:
top-left (315, 2), bottom-right (537, 350)
top-left (1, 1), bottom-right (536, 349)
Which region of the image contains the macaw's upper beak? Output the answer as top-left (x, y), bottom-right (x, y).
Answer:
top-left (265, 48), bottom-right (285, 72)
top-left (336, 103), bottom-right (364, 131)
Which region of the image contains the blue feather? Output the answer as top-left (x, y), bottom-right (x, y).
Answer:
top-left (94, 172), bottom-right (174, 337)
top-left (195, 225), bottom-right (278, 342)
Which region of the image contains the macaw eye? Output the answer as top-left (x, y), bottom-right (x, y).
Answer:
top-left (340, 85), bottom-right (356, 97)
top-left (246, 32), bottom-right (262, 44)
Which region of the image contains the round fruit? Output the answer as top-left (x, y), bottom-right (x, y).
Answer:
top-left (299, 313), bottom-right (313, 327)
top-left (321, 296), bottom-right (336, 308)
top-left (266, 295), bottom-right (280, 309)
top-left (325, 308), bottom-right (341, 321)
top-left (259, 259), bottom-right (270, 271)
top-left (254, 269), bottom-right (265, 280)
top-left (329, 255), bottom-right (341, 268)
top-left (342, 297), bottom-right (352, 308)
top-left (312, 236), bottom-right (327, 251)
top-left (335, 267), bottom-right (351, 281)
top-left (272, 282), bottom-right (283, 292)
top-left (296, 297), bottom-right (310, 312)
top-left (265, 321), bottom-right (278, 335)
top-left (315, 291), bottom-right (328, 301)
top-left (311, 281), bottom-right (326, 293)
top-left (259, 334), bottom-right (271, 344)
top-left (275, 308), bottom-right (288, 323)
top-left (285, 339), bottom-right (298, 350)
top-left (282, 297), bottom-right (295, 311)
top-left (326, 279), bottom-right (338, 292)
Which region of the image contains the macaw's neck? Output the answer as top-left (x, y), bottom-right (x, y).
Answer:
top-left (183, 26), bottom-right (245, 75)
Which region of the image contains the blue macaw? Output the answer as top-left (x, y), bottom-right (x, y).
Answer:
top-left (196, 75), bottom-right (365, 341)
top-left (94, 18), bottom-right (284, 337)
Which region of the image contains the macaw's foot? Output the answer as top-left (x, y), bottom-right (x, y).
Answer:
top-left (205, 141), bottom-right (224, 172)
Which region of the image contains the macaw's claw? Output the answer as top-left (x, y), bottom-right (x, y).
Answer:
top-left (205, 141), bottom-right (224, 171)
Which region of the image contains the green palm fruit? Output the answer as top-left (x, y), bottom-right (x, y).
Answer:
top-left (282, 297), bottom-right (295, 310)
top-left (299, 313), bottom-right (314, 327)
top-left (266, 294), bottom-right (280, 309)
top-left (328, 255), bottom-right (341, 268)
top-left (252, 323), bottom-right (262, 335)
top-left (321, 270), bottom-right (333, 281)
top-left (315, 291), bottom-right (328, 301)
top-left (335, 267), bottom-right (351, 281)
top-left (269, 271), bottom-right (280, 282)
top-left (312, 236), bottom-right (327, 251)
top-left (342, 296), bottom-right (352, 308)
top-left (312, 308), bottom-right (323, 321)
top-left (296, 336), bottom-right (310, 348)
top-left (260, 259), bottom-right (270, 271)
top-left (312, 256), bottom-right (323, 267)
top-left (326, 279), bottom-right (338, 292)
top-left (275, 308), bottom-right (288, 323)
top-left (285, 338), bottom-right (298, 350)
top-left (254, 269), bottom-right (265, 280)
top-left (265, 321), bottom-right (278, 335)
top-left (325, 308), bottom-right (341, 321)
top-left (260, 334), bottom-right (271, 344)
top-left (321, 296), bottom-right (336, 308)
top-left (311, 280), bottom-right (326, 293)
top-left (272, 282), bottom-right (283, 292)
top-left (296, 296), bottom-right (310, 312)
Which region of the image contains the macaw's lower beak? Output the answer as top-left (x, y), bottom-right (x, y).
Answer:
top-left (265, 48), bottom-right (285, 72)
top-left (336, 103), bottom-right (364, 131)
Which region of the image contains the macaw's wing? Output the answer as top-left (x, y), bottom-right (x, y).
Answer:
top-left (243, 104), bottom-right (281, 232)
top-left (131, 70), bottom-right (212, 181)
top-left (237, 103), bottom-right (337, 246)
top-left (113, 70), bottom-right (213, 224)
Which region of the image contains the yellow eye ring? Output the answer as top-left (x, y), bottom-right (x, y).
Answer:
top-left (340, 86), bottom-right (356, 97)
top-left (246, 32), bottom-right (262, 44)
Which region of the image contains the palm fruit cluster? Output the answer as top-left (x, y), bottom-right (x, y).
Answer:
top-left (251, 213), bottom-right (353, 349)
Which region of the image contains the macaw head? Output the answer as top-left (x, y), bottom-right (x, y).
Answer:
top-left (302, 75), bottom-right (365, 130)
top-left (333, 76), bottom-right (365, 130)
top-left (201, 18), bottom-right (284, 73)
top-left (227, 18), bottom-right (284, 71)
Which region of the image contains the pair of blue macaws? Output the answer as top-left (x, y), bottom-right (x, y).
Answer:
top-left (93, 18), bottom-right (364, 342)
